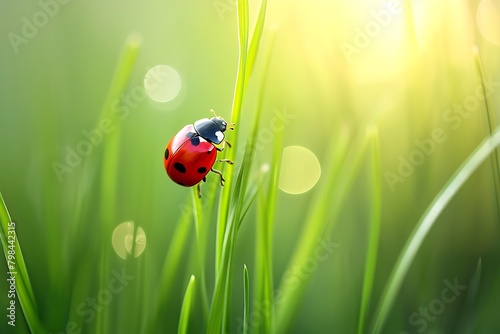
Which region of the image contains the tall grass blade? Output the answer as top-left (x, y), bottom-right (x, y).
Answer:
top-left (143, 206), bottom-right (193, 333)
top-left (178, 275), bottom-right (196, 334)
top-left (276, 128), bottom-right (371, 333)
top-left (98, 32), bottom-right (142, 235)
top-left (0, 192), bottom-right (45, 333)
top-left (209, 165), bottom-right (260, 332)
top-left (246, 0), bottom-right (268, 77)
top-left (357, 128), bottom-right (381, 334)
top-left (457, 258), bottom-right (482, 333)
top-left (216, 0), bottom-right (268, 272)
top-left (234, 24), bottom-right (276, 235)
top-left (216, 0), bottom-right (250, 272)
top-left (472, 257), bottom-right (482, 307)
top-left (210, 0), bottom-right (269, 331)
top-left (254, 98), bottom-right (282, 334)
top-left (213, 161), bottom-right (247, 332)
top-left (210, 200), bottom-right (240, 331)
top-left (473, 47), bottom-right (500, 221)
top-left (243, 265), bottom-right (250, 334)
top-left (371, 126), bottom-right (500, 334)
top-left (238, 178), bottom-right (260, 225)
top-left (94, 33), bottom-right (142, 334)
top-left (192, 187), bottom-right (210, 321)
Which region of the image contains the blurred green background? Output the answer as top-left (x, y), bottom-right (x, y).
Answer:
top-left (1, 0), bottom-right (500, 333)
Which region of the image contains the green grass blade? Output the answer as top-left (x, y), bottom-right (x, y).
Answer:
top-left (243, 265), bottom-right (250, 334)
top-left (209, 161), bottom-right (255, 332)
top-left (254, 103), bottom-right (283, 334)
top-left (224, 33), bottom-right (279, 333)
top-left (238, 172), bottom-right (264, 226)
top-left (474, 47), bottom-right (500, 221)
top-left (178, 275), bottom-right (196, 334)
top-left (94, 33), bottom-right (142, 334)
top-left (210, 0), bottom-right (269, 330)
top-left (230, 157), bottom-right (249, 227)
top-left (98, 32), bottom-right (142, 234)
top-left (357, 128), bottom-right (381, 334)
top-left (246, 0), bottom-right (268, 77)
top-left (371, 126), bottom-right (500, 334)
top-left (457, 257), bottom-right (482, 333)
top-left (216, 0), bottom-right (250, 272)
top-left (472, 257), bottom-right (482, 311)
top-left (208, 225), bottom-right (235, 333)
top-left (229, 0), bottom-right (249, 127)
top-left (216, 0), bottom-right (268, 272)
top-left (276, 128), bottom-right (371, 333)
top-left (143, 206), bottom-right (192, 333)
top-left (209, 167), bottom-right (264, 334)
top-left (192, 187), bottom-right (210, 321)
top-left (234, 24), bottom-right (276, 234)
top-left (96, 33), bottom-right (143, 124)
top-left (0, 192), bottom-right (45, 333)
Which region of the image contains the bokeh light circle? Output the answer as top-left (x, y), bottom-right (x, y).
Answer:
top-left (279, 146), bottom-right (321, 195)
top-left (144, 65), bottom-right (182, 103)
top-left (112, 221), bottom-right (147, 259)
top-left (477, 0), bottom-right (500, 45)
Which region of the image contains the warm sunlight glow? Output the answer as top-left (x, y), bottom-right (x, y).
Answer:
top-left (346, 1), bottom-right (412, 83)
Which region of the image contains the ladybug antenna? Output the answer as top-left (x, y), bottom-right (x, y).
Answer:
top-left (210, 109), bottom-right (233, 129)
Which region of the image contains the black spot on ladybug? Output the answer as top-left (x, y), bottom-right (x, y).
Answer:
top-left (174, 162), bottom-right (186, 173)
top-left (164, 148), bottom-right (169, 160)
top-left (207, 150), bottom-right (211, 154)
top-left (186, 132), bottom-right (196, 138)
top-left (190, 137), bottom-right (200, 146)
top-left (177, 181), bottom-right (185, 186)
top-left (197, 167), bottom-right (207, 174)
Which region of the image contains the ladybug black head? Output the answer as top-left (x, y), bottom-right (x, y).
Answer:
top-left (210, 117), bottom-right (228, 133)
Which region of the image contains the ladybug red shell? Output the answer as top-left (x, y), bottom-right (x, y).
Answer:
top-left (164, 110), bottom-right (234, 196)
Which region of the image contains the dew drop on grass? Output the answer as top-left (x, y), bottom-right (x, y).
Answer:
top-left (144, 65), bottom-right (182, 103)
top-left (279, 146), bottom-right (321, 195)
top-left (477, 0), bottom-right (500, 45)
top-left (112, 221), bottom-right (147, 259)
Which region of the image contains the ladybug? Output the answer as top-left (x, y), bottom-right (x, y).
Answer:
top-left (164, 109), bottom-right (235, 197)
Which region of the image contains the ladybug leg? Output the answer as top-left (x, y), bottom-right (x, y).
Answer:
top-left (211, 168), bottom-right (225, 186)
top-left (216, 140), bottom-right (232, 152)
top-left (197, 183), bottom-right (202, 198)
top-left (217, 159), bottom-right (234, 165)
